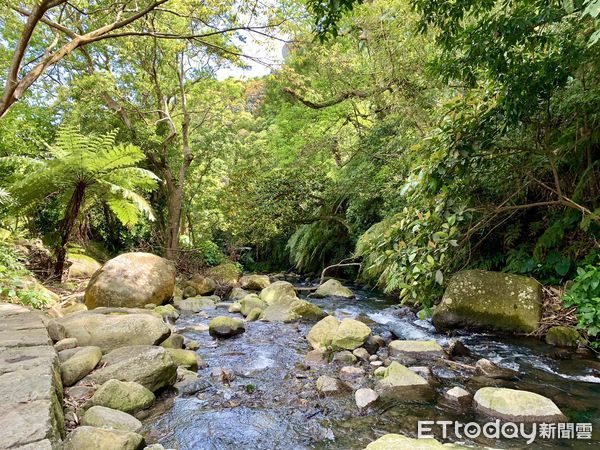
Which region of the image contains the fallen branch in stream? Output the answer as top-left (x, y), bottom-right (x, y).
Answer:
top-left (442, 359), bottom-right (476, 372)
top-left (319, 260), bottom-right (362, 284)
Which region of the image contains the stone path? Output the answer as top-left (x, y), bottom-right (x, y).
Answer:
top-left (0, 303), bottom-right (64, 449)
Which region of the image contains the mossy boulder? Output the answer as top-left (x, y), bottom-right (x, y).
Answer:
top-left (160, 333), bottom-right (184, 349)
top-left (228, 302), bottom-right (242, 313)
top-left (366, 434), bottom-right (466, 449)
top-left (432, 270), bottom-right (542, 333)
top-left (313, 279), bottom-right (354, 298)
top-left (66, 253), bottom-right (102, 279)
top-left (85, 345), bottom-right (177, 392)
top-left (259, 281), bottom-right (297, 305)
top-left (63, 426), bottom-right (144, 450)
top-left (185, 275), bottom-right (217, 295)
top-left (81, 406), bottom-right (142, 433)
top-left (87, 379), bottom-right (155, 413)
top-left (60, 346), bottom-right (102, 386)
top-left (209, 316), bottom-right (245, 338)
top-left (206, 262), bottom-right (242, 286)
top-left (85, 252), bottom-right (175, 309)
top-left (307, 316), bottom-right (371, 350)
top-left (55, 311), bottom-right (170, 353)
top-left (240, 274), bottom-right (271, 290)
top-left (182, 286), bottom-right (197, 299)
top-left (473, 387), bottom-right (566, 422)
top-left (246, 307), bottom-right (262, 321)
top-left (545, 326), bottom-right (580, 348)
top-left (165, 348), bottom-right (200, 371)
top-left (153, 304), bottom-right (179, 321)
top-left (259, 296), bottom-right (325, 323)
top-left (240, 294), bottom-right (267, 316)
top-left (229, 287), bottom-right (250, 302)
top-left (174, 296), bottom-right (217, 313)
top-left (375, 361), bottom-right (434, 401)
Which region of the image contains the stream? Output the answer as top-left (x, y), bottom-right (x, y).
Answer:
top-left (141, 281), bottom-right (600, 449)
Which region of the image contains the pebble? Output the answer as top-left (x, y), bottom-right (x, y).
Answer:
top-left (355, 388), bottom-right (379, 409)
top-left (339, 366), bottom-right (365, 382)
top-left (352, 347), bottom-right (370, 361)
top-left (370, 360), bottom-right (383, 367)
top-left (369, 355), bottom-right (378, 362)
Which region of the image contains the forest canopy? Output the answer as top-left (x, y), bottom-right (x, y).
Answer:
top-left (1, 0), bottom-right (599, 337)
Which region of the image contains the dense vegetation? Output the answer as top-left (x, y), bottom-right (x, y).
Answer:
top-left (0, 0), bottom-right (599, 341)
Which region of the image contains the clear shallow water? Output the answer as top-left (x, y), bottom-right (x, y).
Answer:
top-left (143, 284), bottom-right (600, 449)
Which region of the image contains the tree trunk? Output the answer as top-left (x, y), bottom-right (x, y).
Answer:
top-left (53, 183), bottom-right (86, 280)
top-left (165, 181), bottom-right (184, 260)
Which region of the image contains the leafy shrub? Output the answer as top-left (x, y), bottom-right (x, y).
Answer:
top-left (195, 240), bottom-right (225, 267)
top-left (0, 241), bottom-right (52, 308)
top-left (563, 262), bottom-right (600, 348)
top-left (355, 201), bottom-right (466, 307)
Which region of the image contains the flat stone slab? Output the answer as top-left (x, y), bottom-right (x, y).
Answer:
top-left (388, 340), bottom-right (446, 359)
top-left (0, 400), bottom-right (63, 448)
top-left (0, 345), bottom-right (57, 375)
top-left (0, 328), bottom-right (52, 348)
top-left (0, 312), bottom-right (47, 331)
top-left (0, 304), bottom-right (64, 448)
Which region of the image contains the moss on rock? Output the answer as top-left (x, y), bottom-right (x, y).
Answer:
top-left (432, 270), bottom-right (542, 333)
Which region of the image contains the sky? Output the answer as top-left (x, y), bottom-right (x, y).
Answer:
top-left (215, 30), bottom-right (287, 80)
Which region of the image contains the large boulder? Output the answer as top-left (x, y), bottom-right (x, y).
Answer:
top-left (87, 379), bottom-right (155, 413)
top-left (81, 406), bottom-right (142, 433)
top-left (473, 387), bottom-right (566, 422)
top-left (229, 288), bottom-right (250, 302)
top-left (375, 361), bottom-right (434, 401)
top-left (545, 326), bottom-right (580, 348)
top-left (60, 346), bottom-right (102, 386)
top-left (66, 254), bottom-right (102, 280)
top-left (240, 274), bottom-right (271, 290)
top-left (85, 253), bottom-right (175, 309)
top-left (206, 262), bottom-right (242, 285)
top-left (312, 279), bottom-right (354, 298)
top-left (165, 348), bottom-right (200, 371)
top-left (432, 270), bottom-right (542, 333)
top-left (54, 311), bottom-right (170, 353)
top-left (63, 426), bottom-right (144, 450)
top-left (85, 345), bottom-right (177, 392)
top-left (209, 316), bottom-right (245, 338)
top-left (259, 281), bottom-right (297, 305)
top-left (366, 434), bottom-right (466, 449)
top-left (307, 316), bottom-right (371, 351)
top-left (260, 296), bottom-right (326, 323)
top-left (239, 294), bottom-right (267, 316)
top-left (185, 275), bottom-right (217, 295)
top-left (174, 296), bottom-right (217, 313)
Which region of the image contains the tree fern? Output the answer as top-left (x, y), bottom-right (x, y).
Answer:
top-left (2, 126), bottom-right (159, 279)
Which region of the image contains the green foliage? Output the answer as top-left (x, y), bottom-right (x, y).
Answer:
top-left (0, 241), bottom-right (51, 308)
top-left (563, 262), bottom-right (600, 347)
top-left (4, 126), bottom-right (158, 228)
top-left (307, 0), bottom-right (364, 39)
top-left (287, 220), bottom-right (351, 273)
top-left (355, 201), bottom-right (466, 306)
top-left (194, 240), bottom-right (225, 267)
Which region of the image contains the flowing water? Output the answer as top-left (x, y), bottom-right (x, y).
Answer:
top-left (142, 282), bottom-right (600, 449)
